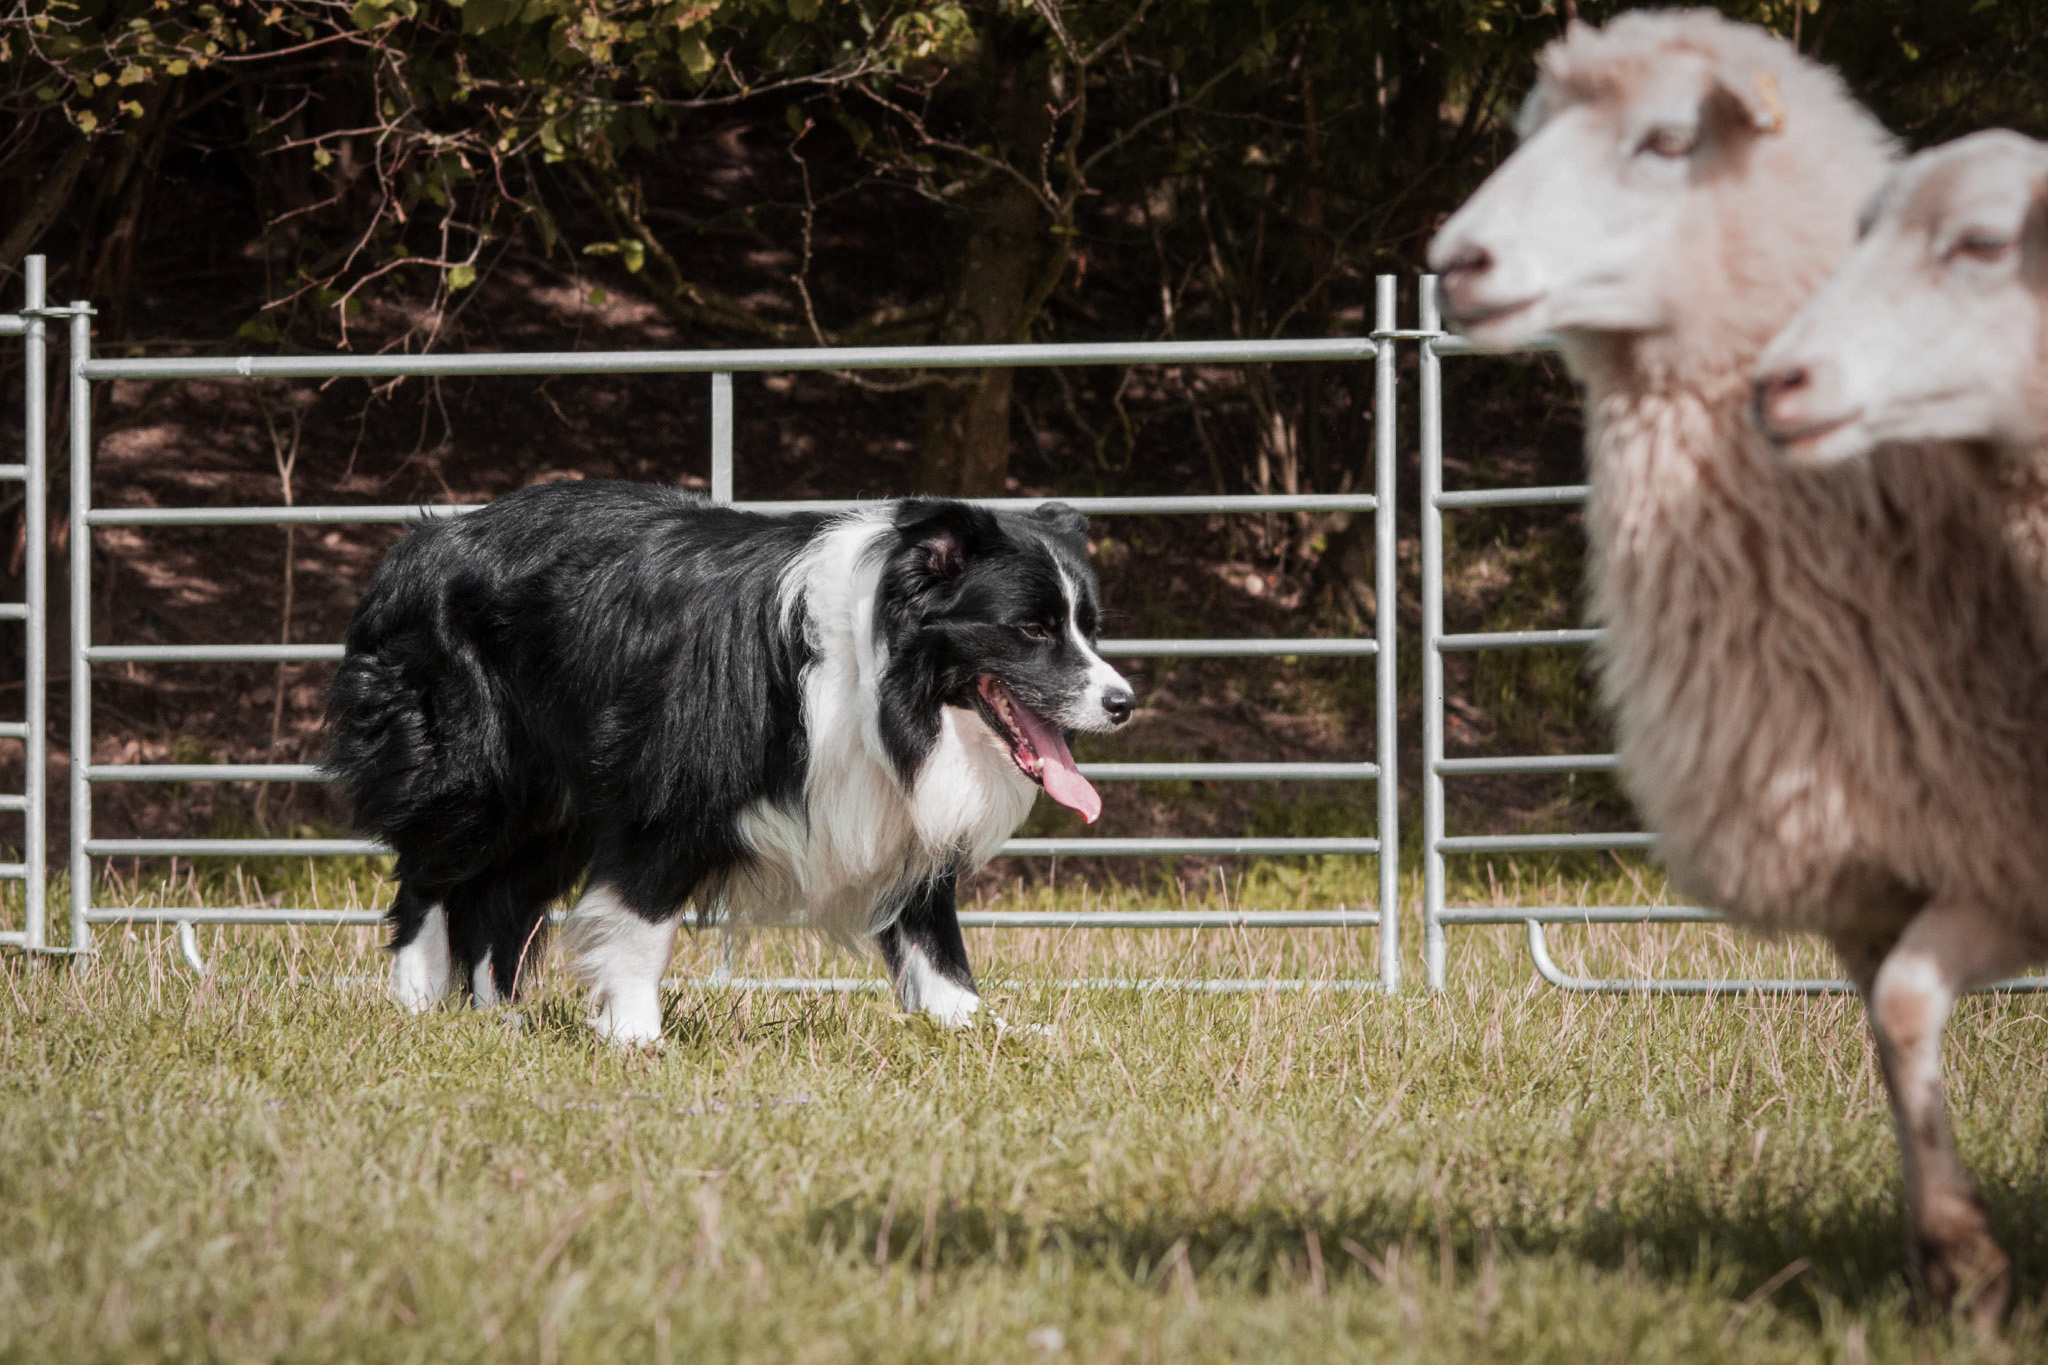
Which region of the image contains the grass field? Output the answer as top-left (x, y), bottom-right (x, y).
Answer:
top-left (5, 864), bottom-right (2048, 1362)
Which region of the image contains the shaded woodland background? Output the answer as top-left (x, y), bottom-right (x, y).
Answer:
top-left (0, 0), bottom-right (2043, 890)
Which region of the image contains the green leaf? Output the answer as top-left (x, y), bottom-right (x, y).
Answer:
top-left (350, 0), bottom-right (389, 30)
top-left (236, 319), bottom-right (279, 345)
top-left (620, 239), bottom-right (645, 274)
top-left (678, 30), bottom-right (713, 80)
top-left (447, 263), bottom-right (477, 291)
top-left (117, 64), bottom-right (147, 86)
top-left (588, 286), bottom-right (609, 306)
top-left (462, 0), bottom-right (519, 34)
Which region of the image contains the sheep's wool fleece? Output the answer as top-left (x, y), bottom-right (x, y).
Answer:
top-left (1549, 13), bottom-right (2048, 938)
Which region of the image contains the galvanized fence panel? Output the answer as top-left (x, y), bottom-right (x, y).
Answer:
top-left (0, 258), bottom-right (51, 951)
top-left (1414, 274), bottom-right (2048, 995)
top-left (61, 277), bottom-right (1407, 990)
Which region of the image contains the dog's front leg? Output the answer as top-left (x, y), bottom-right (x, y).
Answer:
top-left (876, 874), bottom-right (981, 1029)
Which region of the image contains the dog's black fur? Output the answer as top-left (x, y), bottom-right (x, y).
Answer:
top-left (325, 480), bottom-right (1131, 1023)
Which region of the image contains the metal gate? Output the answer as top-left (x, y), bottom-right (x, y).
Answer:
top-left (1412, 275), bottom-right (2048, 995)
top-left (0, 258), bottom-right (53, 952)
top-left (50, 276), bottom-right (1406, 991)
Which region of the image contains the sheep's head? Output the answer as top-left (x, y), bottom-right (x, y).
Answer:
top-left (1754, 130), bottom-right (2048, 470)
top-left (1429, 12), bottom-right (1890, 373)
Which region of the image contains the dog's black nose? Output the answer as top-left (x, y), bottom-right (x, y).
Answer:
top-left (1101, 687), bottom-right (1135, 726)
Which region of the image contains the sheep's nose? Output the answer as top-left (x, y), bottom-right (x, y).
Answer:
top-left (1752, 364), bottom-right (1811, 433)
top-left (1100, 687), bottom-right (1134, 727)
top-left (1434, 244), bottom-right (1494, 301)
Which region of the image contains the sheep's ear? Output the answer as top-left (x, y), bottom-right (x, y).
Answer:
top-left (1707, 68), bottom-right (1788, 138)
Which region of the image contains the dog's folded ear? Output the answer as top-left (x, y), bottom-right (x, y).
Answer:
top-left (1028, 501), bottom-right (1090, 548)
top-left (892, 499), bottom-right (1000, 584)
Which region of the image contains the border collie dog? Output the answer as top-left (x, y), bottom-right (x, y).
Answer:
top-left (325, 481), bottom-right (1133, 1043)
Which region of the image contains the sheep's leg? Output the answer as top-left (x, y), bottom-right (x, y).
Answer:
top-left (1853, 903), bottom-right (2035, 1329)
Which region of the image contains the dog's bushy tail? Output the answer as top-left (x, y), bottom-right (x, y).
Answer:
top-left (323, 643), bottom-right (442, 837)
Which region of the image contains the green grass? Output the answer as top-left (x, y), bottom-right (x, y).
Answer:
top-left (5, 867), bottom-right (2048, 1362)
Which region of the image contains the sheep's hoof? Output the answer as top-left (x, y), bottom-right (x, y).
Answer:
top-left (1911, 1219), bottom-right (2010, 1334)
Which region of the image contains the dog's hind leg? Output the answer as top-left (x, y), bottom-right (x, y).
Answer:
top-left (445, 837), bottom-right (593, 1006)
top-left (877, 874), bottom-right (980, 1029)
top-left (387, 881), bottom-right (455, 1012)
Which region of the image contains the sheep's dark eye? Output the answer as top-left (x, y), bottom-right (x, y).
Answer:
top-left (1637, 125), bottom-right (1696, 159)
top-left (1018, 623), bottom-right (1051, 643)
top-left (1947, 233), bottom-right (2013, 264)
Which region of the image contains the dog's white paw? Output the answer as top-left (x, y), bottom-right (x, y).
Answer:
top-left (924, 986), bottom-right (982, 1031)
top-left (389, 906), bottom-right (452, 1013)
top-left (588, 988), bottom-right (665, 1049)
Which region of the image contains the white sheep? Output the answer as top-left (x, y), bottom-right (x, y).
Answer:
top-left (1754, 129), bottom-right (2048, 560)
top-left (1428, 12), bottom-right (2048, 1324)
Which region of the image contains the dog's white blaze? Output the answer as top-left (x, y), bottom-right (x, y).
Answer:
top-left (470, 954), bottom-right (502, 1007)
top-left (731, 512), bottom-right (1036, 941)
top-left (893, 942), bottom-right (981, 1029)
top-left (388, 903), bottom-right (452, 1012)
top-left (1057, 564), bottom-right (1132, 730)
top-left (560, 883), bottom-right (678, 1047)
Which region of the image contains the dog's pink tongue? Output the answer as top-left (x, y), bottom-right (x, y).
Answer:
top-left (1010, 699), bottom-right (1101, 824)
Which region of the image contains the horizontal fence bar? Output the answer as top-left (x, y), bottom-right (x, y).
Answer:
top-left (0, 465), bottom-right (25, 482)
top-left (1098, 638), bottom-right (1374, 658)
top-left (0, 316), bottom-right (21, 337)
top-left (89, 763), bottom-right (323, 782)
top-left (88, 639), bottom-right (1374, 666)
top-left (82, 835), bottom-right (1379, 859)
top-left (91, 492), bottom-right (1378, 528)
top-left (1437, 905), bottom-right (1718, 924)
top-left (1434, 754), bottom-right (1618, 776)
top-left (1436, 832), bottom-right (1656, 854)
top-left (84, 761), bottom-right (1376, 785)
top-left (0, 794), bottom-right (27, 812)
top-left (87, 908), bottom-right (384, 926)
top-left (0, 604), bottom-right (25, 621)
top-left (673, 975), bottom-right (1387, 995)
top-left (0, 863), bottom-right (25, 880)
top-left (87, 644), bottom-right (344, 664)
top-left (81, 335), bottom-right (1378, 383)
top-left (1078, 762), bottom-right (1377, 781)
top-left (956, 909), bottom-right (1379, 928)
top-left (0, 723), bottom-right (24, 741)
top-left (1525, 923), bottom-right (1850, 995)
top-left (90, 505), bottom-right (467, 526)
top-left (1430, 335), bottom-right (1560, 358)
top-left (1433, 485), bottom-right (1588, 509)
top-left (1436, 628), bottom-right (1603, 652)
top-left (1001, 837), bottom-right (1377, 856)
top-left (86, 838), bottom-right (386, 857)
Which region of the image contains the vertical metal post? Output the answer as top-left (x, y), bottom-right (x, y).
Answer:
top-left (67, 303), bottom-right (91, 954)
top-left (20, 259), bottom-right (45, 951)
top-left (709, 371), bottom-right (733, 504)
top-left (1419, 276), bottom-right (1448, 991)
top-left (1372, 277), bottom-right (1400, 992)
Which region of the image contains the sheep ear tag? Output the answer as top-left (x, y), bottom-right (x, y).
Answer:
top-left (1751, 70), bottom-right (1786, 135)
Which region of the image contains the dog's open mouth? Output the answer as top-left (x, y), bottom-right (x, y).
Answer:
top-left (976, 676), bottom-right (1102, 824)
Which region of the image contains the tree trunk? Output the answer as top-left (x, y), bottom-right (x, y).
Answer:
top-left (913, 33), bottom-right (1056, 498)
top-left (913, 170), bottom-right (1048, 496)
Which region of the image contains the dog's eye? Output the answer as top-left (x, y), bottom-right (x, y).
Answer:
top-left (1946, 232), bottom-right (2013, 264)
top-left (1635, 124), bottom-right (1696, 159)
top-left (1018, 623), bottom-right (1051, 643)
